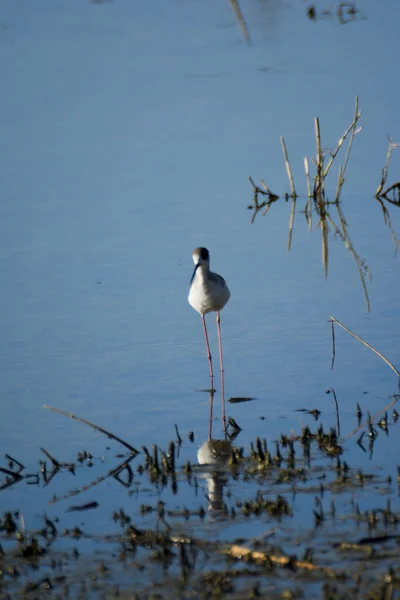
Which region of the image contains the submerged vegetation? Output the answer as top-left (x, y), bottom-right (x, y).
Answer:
top-left (1, 347), bottom-right (399, 599)
top-left (1, 442), bottom-right (400, 597)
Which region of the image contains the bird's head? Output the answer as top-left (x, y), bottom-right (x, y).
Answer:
top-left (192, 247), bottom-right (210, 266)
top-left (190, 247), bottom-right (210, 283)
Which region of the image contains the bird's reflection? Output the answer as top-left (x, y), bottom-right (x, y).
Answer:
top-left (197, 438), bottom-right (232, 517)
top-left (197, 390), bottom-right (240, 519)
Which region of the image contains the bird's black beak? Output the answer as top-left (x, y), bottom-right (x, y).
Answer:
top-left (190, 263), bottom-right (199, 284)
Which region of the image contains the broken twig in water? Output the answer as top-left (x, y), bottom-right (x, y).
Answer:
top-left (334, 96), bottom-right (362, 200)
top-left (43, 405), bottom-right (139, 455)
top-left (40, 448), bottom-right (61, 468)
top-left (229, 0), bottom-right (251, 42)
top-left (228, 544), bottom-right (346, 578)
top-left (49, 454), bottom-right (137, 505)
top-left (329, 317), bottom-right (400, 378)
top-left (345, 395), bottom-right (398, 440)
top-left (314, 117), bottom-right (324, 196)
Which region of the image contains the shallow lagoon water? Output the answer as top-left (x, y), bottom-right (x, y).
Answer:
top-left (1, 0), bottom-right (400, 596)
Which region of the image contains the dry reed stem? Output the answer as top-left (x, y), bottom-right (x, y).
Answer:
top-left (375, 138), bottom-right (399, 196)
top-left (304, 157), bottom-right (313, 231)
top-left (336, 96), bottom-right (360, 200)
top-left (280, 136), bottom-right (296, 197)
top-left (335, 165), bottom-right (343, 201)
top-left (304, 156), bottom-right (312, 198)
top-left (262, 203), bottom-right (274, 217)
top-left (49, 455), bottom-right (137, 505)
top-left (329, 317), bottom-right (400, 378)
top-left (323, 96), bottom-right (362, 181)
top-left (344, 395), bottom-right (398, 439)
top-left (260, 179), bottom-right (271, 194)
top-left (40, 447), bottom-right (61, 468)
top-left (229, 544), bottom-right (344, 578)
top-left (43, 405), bottom-right (139, 455)
top-left (314, 117), bottom-right (323, 195)
top-left (248, 176), bottom-right (257, 192)
top-left (229, 0), bottom-right (251, 42)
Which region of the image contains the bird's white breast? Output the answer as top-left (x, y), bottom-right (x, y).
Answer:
top-left (188, 270), bottom-right (230, 315)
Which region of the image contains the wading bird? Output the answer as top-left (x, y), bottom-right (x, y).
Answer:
top-left (188, 247), bottom-right (230, 423)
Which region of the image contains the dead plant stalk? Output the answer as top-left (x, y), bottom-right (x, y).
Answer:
top-left (329, 317), bottom-right (400, 378)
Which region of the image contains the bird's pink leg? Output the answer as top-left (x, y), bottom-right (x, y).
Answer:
top-left (208, 389), bottom-right (214, 440)
top-left (201, 314), bottom-right (214, 380)
top-left (216, 311), bottom-right (226, 426)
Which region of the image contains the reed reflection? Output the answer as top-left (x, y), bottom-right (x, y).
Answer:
top-left (248, 99), bottom-right (400, 312)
